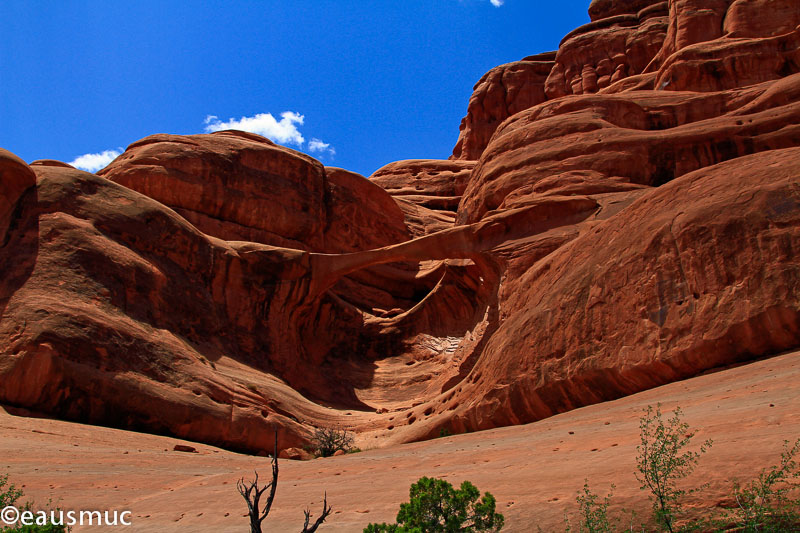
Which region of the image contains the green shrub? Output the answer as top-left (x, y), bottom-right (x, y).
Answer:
top-left (364, 476), bottom-right (504, 532)
top-left (559, 405), bottom-right (800, 532)
top-left (0, 473), bottom-right (69, 532)
top-left (4, 521), bottom-right (69, 533)
top-left (565, 480), bottom-right (615, 533)
top-left (722, 438), bottom-right (800, 532)
top-left (0, 473), bottom-right (23, 509)
top-left (635, 405), bottom-right (712, 532)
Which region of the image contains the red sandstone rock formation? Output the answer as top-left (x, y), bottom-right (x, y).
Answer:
top-left (1, 0), bottom-right (800, 454)
top-left (545, 1), bottom-right (669, 98)
top-left (369, 159), bottom-right (475, 236)
top-left (424, 148), bottom-right (800, 438)
top-left (451, 53), bottom-right (555, 160)
top-left (458, 74), bottom-right (800, 223)
top-left (98, 131), bottom-right (410, 253)
top-left (452, 0), bottom-right (800, 162)
top-left (451, 2), bottom-right (670, 161)
top-left (0, 149), bottom-right (36, 244)
top-left (0, 160), bottom-right (317, 452)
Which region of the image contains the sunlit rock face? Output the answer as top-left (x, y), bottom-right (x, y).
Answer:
top-left (451, 53), bottom-right (556, 161)
top-left (452, 0), bottom-right (800, 162)
top-left (545, 0), bottom-right (669, 99)
top-left (1, 0), bottom-right (799, 454)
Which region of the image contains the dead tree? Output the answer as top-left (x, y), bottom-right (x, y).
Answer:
top-left (238, 434), bottom-right (279, 533)
top-left (302, 492), bottom-right (333, 533)
top-left (238, 432), bottom-right (334, 533)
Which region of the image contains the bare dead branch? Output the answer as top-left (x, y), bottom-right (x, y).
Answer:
top-left (301, 492), bottom-right (333, 533)
top-left (238, 432), bottom-right (333, 532)
top-left (238, 432), bottom-right (280, 533)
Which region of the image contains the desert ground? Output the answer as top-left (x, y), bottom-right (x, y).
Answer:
top-left (3, 349), bottom-right (798, 532)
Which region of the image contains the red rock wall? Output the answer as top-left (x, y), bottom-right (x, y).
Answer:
top-left (452, 0), bottom-right (800, 162)
top-left (369, 159), bottom-right (475, 236)
top-left (437, 148), bottom-right (800, 435)
top-left (458, 74), bottom-right (800, 223)
top-left (544, 2), bottom-right (669, 98)
top-left (725, 0), bottom-right (800, 38)
top-left (451, 2), bottom-right (669, 161)
top-left (100, 131), bottom-right (329, 250)
top-left (450, 54), bottom-right (555, 161)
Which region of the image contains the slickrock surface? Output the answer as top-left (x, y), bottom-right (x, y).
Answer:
top-left (2, 350), bottom-right (798, 532)
top-left (1, 0), bottom-right (800, 460)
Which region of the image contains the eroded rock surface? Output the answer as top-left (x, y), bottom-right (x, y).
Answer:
top-left (370, 159), bottom-right (475, 236)
top-left (458, 74), bottom-right (800, 223)
top-left (451, 54), bottom-right (555, 160)
top-left (545, 1), bottom-right (669, 99)
top-left (433, 149), bottom-right (800, 437)
top-left (452, 0), bottom-right (800, 162)
top-left (99, 131), bottom-right (410, 254)
top-left (1, 0), bottom-right (800, 454)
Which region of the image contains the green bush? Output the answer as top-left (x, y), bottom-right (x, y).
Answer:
top-left (565, 481), bottom-right (615, 533)
top-left (722, 438), bottom-right (800, 532)
top-left (0, 473), bottom-right (69, 532)
top-left (0, 473), bottom-right (23, 509)
top-left (364, 476), bottom-right (504, 532)
top-left (4, 522), bottom-right (69, 533)
top-left (635, 405), bottom-right (712, 532)
top-left (564, 405), bottom-right (800, 532)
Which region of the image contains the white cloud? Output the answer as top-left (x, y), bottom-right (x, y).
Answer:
top-left (69, 148), bottom-right (122, 172)
top-left (204, 111), bottom-right (305, 146)
top-left (308, 138), bottom-right (336, 157)
top-left (203, 112), bottom-right (335, 159)
top-left (490, 0), bottom-right (504, 6)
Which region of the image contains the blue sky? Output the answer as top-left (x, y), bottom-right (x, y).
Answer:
top-left (1, 1), bottom-right (589, 177)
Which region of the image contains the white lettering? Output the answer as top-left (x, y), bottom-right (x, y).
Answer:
top-left (80, 510), bottom-right (102, 525)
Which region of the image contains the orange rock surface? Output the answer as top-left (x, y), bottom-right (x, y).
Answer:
top-left (98, 131), bottom-right (410, 253)
top-left (1, 0), bottom-right (800, 464)
top-left (451, 0), bottom-right (800, 162)
top-left (545, 1), bottom-right (668, 99)
top-left (370, 159), bottom-right (475, 236)
top-left (451, 53), bottom-right (556, 160)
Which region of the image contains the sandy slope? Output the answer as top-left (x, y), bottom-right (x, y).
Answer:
top-left (1, 350), bottom-right (798, 532)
